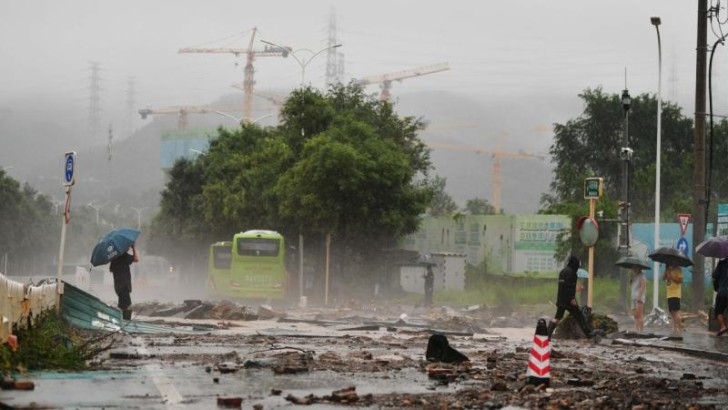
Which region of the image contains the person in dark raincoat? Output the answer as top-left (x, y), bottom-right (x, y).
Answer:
top-left (110, 245), bottom-right (139, 320)
top-left (547, 255), bottom-right (595, 339)
top-left (712, 258), bottom-right (728, 336)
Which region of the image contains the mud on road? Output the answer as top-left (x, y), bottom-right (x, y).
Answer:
top-left (85, 322), bottom-right (728, 409)
top-left (3, 299), bottom-right (728, 409)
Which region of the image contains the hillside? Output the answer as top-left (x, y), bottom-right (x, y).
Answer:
top-left (0, 91), bottom-right (557, 216)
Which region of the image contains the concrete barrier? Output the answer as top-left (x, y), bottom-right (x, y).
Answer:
top-left (0, 273), bottom-right (59, 343)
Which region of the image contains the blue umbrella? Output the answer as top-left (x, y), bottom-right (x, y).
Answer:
top-left (90, 227), bottom-right (140, 267)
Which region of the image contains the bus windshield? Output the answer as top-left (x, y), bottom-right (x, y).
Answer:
top-left (237, 238), bottom-right (280, 257)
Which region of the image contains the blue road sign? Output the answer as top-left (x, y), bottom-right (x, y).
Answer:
top-left (676, 237), bottom-right (689, 256)
top-left (63, 152), bottom-right (76, 186)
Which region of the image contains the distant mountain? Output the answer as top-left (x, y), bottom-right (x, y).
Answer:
top-left (1, 90), bottom-right (560, 216)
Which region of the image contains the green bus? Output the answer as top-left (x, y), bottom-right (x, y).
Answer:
top-left (206, 230), bottom-right (287, 299)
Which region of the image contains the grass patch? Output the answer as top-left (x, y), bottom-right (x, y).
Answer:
top-left (400, 274), bottom-right (715, 314)
top-left (1, 310), bottom-right (115, 376)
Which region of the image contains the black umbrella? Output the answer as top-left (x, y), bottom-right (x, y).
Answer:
top-left (615, 256), bottom-right (651, 270)
top-left (648, 247), bottom-right (693, 267)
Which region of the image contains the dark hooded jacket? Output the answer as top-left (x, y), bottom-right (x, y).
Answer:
top-left (557, 256), bottom-right (580, 305)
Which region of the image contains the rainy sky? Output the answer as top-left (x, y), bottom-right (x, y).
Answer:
top-left (0, 0), bottom-right (715, 122)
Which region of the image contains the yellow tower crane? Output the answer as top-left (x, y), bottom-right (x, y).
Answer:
top-left (138, 105), bottom-right (242, 129)
top-left (356, 62), bottom-right (450, 101)
top-left (178, 27), bottom-right (289, 122)
top-left (427, 141), bottom-right (545, 213)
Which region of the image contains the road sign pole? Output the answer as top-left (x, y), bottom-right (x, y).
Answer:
top-left (57, 152), bottom-right (76, 311)
top-left (56, 186), bottom-right (70, 311)
top-left (588, 197), bottom-right (595, 308)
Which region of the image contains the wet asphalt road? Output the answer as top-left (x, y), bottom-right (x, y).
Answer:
top-left (3, 275), bottom-right (728, 409)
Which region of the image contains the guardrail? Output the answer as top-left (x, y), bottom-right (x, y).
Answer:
top-left (0, 273), bottom-right (59, 343)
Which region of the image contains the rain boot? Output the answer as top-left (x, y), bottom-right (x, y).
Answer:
top-left (123, 309), bottom-right (132, 321)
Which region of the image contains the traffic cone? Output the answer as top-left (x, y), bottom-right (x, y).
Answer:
top-left (526, 318), bottom-right (551, 387)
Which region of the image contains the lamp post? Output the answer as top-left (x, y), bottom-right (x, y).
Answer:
top-left (87, 201), bottom-right (105, 225)
top-left (260, 39), bottom-right (341, 305)
top-left (651, 16), bottom-right (663, 314)
top-left (130, 206), bottom-right (146, 230)
top-left (214, 111), bottom-right (274, 127)
top-left (260, 40), bottom-right (342, 88)
top-left (619, 87), bottom-right (632, 310)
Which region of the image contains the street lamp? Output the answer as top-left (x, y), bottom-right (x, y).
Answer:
top-left (260, 40), bottom-right (341, 304)
top-left (130, 206), bottom-right (146, 230)
top-left (214, 111), bottom-right (274, 127)
top-left (189, 148), bottom-right (207, 156)
top-left (651, 16), bottom-right (663, 314)
top-left (87, 201), bottom-right (106, 225)
top-left (260, 40), bottom-right (342, 87)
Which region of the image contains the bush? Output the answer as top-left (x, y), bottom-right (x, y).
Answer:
top-left (1, 310), bottom-right (114, 376)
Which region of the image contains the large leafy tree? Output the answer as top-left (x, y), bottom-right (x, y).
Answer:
top-left (151, 83), bottom-right (435, 288)
top-left (0, 171), bottom-right (57, 274)
top-left (540, 88), bottom-right (695, 289)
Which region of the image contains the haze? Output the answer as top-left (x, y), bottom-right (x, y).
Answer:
top-left (0, 0), bottom-right (715, 214)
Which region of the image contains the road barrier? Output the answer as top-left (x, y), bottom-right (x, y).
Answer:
top-left (0, 273), bottom-right (59, 343)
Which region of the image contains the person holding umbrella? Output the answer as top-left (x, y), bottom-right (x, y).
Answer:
top-left (110, 245), bottom-right (139, 320)
top-left (91, 227), bottom-right (141, 321)
top-left (712, 258), bottom-right (728, 336)
top-left (663, 263), bottom-right (683, 333)
top-left (615, 256), bottom-right (651, 332)
top-left (631, 266), bottom-right (647, 332)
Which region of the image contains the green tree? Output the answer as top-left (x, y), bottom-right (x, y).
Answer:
top-left (0, 171), bottom-right (57, 274)
top-left (465, 197), bottom-right (497, 215)
top-left (151, 83), bottom-right (434, 293)
top-left (540, 87), bottom-right (694, 284)
top-left (427, 176), bottom-right (458, 216)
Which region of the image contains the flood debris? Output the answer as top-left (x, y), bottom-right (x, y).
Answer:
top-left (216, 396), bottom-right (243, 408)
top-left (0, 376), bottom-right (34, 390)
top-left (425, 334), bottom-right (470, 363)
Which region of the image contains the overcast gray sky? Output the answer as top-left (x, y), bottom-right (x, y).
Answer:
top-left (0, 1), bottom-right (717, 123)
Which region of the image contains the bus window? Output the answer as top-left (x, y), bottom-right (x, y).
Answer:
top-left (213, 246), bottom-right (232, 269)
top-left (237, 238), bottom-right (280, 257)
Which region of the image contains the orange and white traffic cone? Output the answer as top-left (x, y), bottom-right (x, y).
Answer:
top-left (526, 318), bottom-right (551, 387)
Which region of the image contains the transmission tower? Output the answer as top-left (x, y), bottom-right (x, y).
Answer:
top-left (87, 62), bottom-right (102, 140)
top-left (125, 77), bottom-right (137, 137)
top-left (325, 7), bottom-right (344, 87)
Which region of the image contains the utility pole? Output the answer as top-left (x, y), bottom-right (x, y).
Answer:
top-left (619, 86), bottom-right (632, 311)
top-left (325, 6), bottom-right (344, 87)
top-left (691, 0), bottom-right (708, 312)
top-left (87, 62), bottom-right (102, 140)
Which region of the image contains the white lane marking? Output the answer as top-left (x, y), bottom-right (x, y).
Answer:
top-left (133, 337), bottom-right (184, 405)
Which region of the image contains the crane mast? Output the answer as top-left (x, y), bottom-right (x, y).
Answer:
top-left (179, 28), bottom-right (289, 122)
top-left (427, 141), bottom-right (544, 213)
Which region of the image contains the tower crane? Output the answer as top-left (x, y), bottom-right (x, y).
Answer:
top-left (427, 141), bottom-right (545, 214)
top-left (138, 105), bottom-right (241, 130)
top-left (178, 27), bottom-right (289, 122)
top-left (355, 62), bottom-right (450, 101)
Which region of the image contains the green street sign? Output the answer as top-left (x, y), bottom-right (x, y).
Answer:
top-left (584, 177), bottom-right (603, 199)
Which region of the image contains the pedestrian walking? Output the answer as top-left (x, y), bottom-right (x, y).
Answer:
top-left (712, 258), bottom-right (728, 336)
top-left (110, 245), bottom-right (140, 320)
top-left (547, 256), bottom-right (595, 339)
top-left (663, 263), bottom-right (683, 333)
top-left (424, 264), bottom-right (434, 308)
top-left (631, 266), bottom-right (647, 332)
